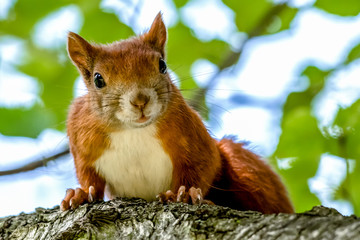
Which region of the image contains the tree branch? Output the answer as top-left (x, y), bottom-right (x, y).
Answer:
top-left (0, 198), bottom-right (358, 239)
top-left (0, 147), bottom-right (70, 177)
top-left (189, 2), bottom-right (290, 110)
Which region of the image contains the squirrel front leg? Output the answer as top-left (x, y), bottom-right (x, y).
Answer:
top-left (156, 98), bottom-right (222, 205)
top-left (157, 163), bottom-right (218, 205)
top-left (157, 149), bottom-right (220, 204)
top-left (60, 164), bottom-right (105, 211)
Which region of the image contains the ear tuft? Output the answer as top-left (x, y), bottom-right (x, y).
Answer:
top-left (67, 32), bottom-right (94, 80)
top-left (142, 12), bottom-right (167, 57)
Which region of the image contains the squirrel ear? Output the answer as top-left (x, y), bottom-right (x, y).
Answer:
top-left (67, 32), bottom-right (94, 80)
top-left (142, 12), bottom-right (167, 57)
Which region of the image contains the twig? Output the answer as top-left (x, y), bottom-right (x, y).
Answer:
top-left (189, 2), bottom-right (289, 110)
top-left (0, 147), bottom-right (70, 176)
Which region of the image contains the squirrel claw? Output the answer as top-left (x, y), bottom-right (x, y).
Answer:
top-left (88, 186), bottom-right (96, 202)
top-left (158, 186), bottom-right (212, 205)
top-left (60, 186), bottom-right (96, 211)
top-left (176, 186), bottom-right (189, 202)
top-left (189, 187), bottom-right (203, 204)
top-left (157, 190), bottom-right (176, 203)
top-left (60, 188), bottom-right (75, 211)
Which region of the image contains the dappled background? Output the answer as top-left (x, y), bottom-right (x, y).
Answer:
top-left (1, 0), bottom-right (360, 217)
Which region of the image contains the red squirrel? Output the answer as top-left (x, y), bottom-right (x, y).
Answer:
top-left (61, 12), bottom-right (294, 214)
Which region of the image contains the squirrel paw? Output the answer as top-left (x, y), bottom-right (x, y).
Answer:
top-left (157, 186), bottom-right (214, 205)
top-left (60, 186), bottom-right (96, 211)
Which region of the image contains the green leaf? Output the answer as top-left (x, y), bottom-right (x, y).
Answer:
top-left (0, 0), bottom-right (69, 37)
top-left (265, 6), bottom-right (298, 34)
top-left (283, 66), bottom-right (329, 113)
top-left (281, 168), bottom-right (321, 213)
top-left (166, 23), bottom-right (228, 118)
top-left (349, 163), bottom-right (360, 215)
top-left (302, 65), bottom-right (329, 91)
top-left (80, 9), bottom-right (133, 43)
top-left (17, 44), bottom-right (63, 79)
top-left (16, 43), bottom-right (78, 131)
top-left (333, 161), bottom-right (360, 215)
top-left (173, 0), bottom-right (188, 8)
top-left (332, 99), bottom-right (360, 159)
top-left (345, 42), bottom-right (360, 64)
top-left (167, 23), bottom-right (229, 98)
top-left (223, 0), bottom-right (297, 35)
top-left (315, 0), bottom-right (360, 17)
top-left (334, 100), bottom-right (360, 129)
top-left (223, 0), bottom-right (272, 34)
top-left (283, 91), bottom-right (313, 114)
top-left (0, 105), bottom-right (56, 138)
top-left (39, 63), bottom-right (78, 131)
top-left (276, 107), bottom-right (325, 160)
top-left (273, 107), bottom-right (323, 212)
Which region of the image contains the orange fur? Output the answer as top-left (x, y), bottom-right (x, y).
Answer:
top-left (62, 12), bottom-right (294, 213)
top-left (156, 88), bottom-right (221, 196)
top-left (208, 139), bottom-right (294, 213)
top-left (67, 96), bottom-right (107, 199)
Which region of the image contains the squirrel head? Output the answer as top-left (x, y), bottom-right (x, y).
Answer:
top-left (67, 12), bottom-right (172, 129)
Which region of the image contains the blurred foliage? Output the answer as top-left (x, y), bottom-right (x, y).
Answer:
top-left (272, 2), bottom-right (360, 212)
top-left (0, 0), bottom-right (360, 215)
top-left (315, 0), bottom-right (360, 17)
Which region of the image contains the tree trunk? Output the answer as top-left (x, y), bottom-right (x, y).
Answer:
top-left (0, 198), bottom-right (359, 240)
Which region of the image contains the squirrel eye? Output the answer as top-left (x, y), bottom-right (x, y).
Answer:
top-left (159, 59), bottom-right (167, 74)
top-left (94, 73), bottom-right (106, 89)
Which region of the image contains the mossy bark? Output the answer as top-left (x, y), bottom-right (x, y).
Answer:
top-left (0, 198), bottom-right (359, 240)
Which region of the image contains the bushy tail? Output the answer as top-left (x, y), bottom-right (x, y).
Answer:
top-left (207, 138), bottom-right (294, 214)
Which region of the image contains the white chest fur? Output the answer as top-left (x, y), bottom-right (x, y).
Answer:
top-left (93, 124), bottom-right (173, 201)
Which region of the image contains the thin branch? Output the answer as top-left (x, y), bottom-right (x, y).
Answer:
top-left (0, 147), bottom-right (70, 177)
top-left (189, 2), bottom-right (290, 110)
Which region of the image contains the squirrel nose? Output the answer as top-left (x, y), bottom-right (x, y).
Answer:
top-left (130, 93), bottom-right (150, 110)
